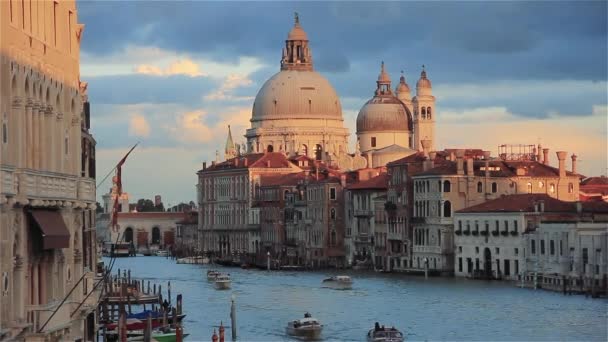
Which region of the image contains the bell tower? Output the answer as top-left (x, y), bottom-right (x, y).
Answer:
top-left (281, 13), bottom-right (313, 72)
top-left (412, 66), bottom-right (435, 151)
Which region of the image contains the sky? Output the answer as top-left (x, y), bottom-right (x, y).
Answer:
top-left (79, 1), bottom-right (608, 206)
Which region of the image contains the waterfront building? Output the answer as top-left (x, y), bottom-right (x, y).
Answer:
top-left (344, 170), bottom-right (388, 268)
top-left (454, 194), bottom-right (608, 291)
top-left (175, 211), bottom-right (199, 257)
top-left (197, 151), bottom-right (301, 260)
top-left (411, 148), bottom-right (582, 274)
top-left (579, 176), bottom-right (608, 202)
top-left (0, 0), bottom-right (98, 339)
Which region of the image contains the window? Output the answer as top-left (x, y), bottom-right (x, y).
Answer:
top-left (9, 0), bottom-right (12, 23)
top-left (371, 137), bottom-right (376, 148)
top-left (330, 188), bottom-right (336, 200)
top-left (64, 136), bottom-right (69, 155)
top-left (491, 182), bottom-right (497, 193)
top-left (513, 220), bottom-right (518, 232)
top-left (531, 240), bottom-right (536, 254)
top-left (496, 247), bottom-right (500, 254)
top-left (559, 240), bottom-right (563, 256)
top-left (421, 107), bottom-right (426, 119)
top-left (284, 189), bottom-right (289, 200)
top-left (458, 221), bottom-right (462, 230)
top-left (443, 180), bottom-right (451, 192)
top-left (538, 181), bottom-right (544, 188)
top-left (427, 107), bottom-right (432, 120)
top-left (458, 258), bottom-right (462, 272)
top-left (475, 246), bottom-right (479, 254)
top-left (330, 208), bottom-right (336, 221)
top-left (568, 183), bottom-right (574, 193)
top-left (550, 240), bottom-right (555, 255)
top-left (582, 248), bottom-right (588, 266)
top-left (477, 182), bottom-right (483, 193)
top-left (443, 201), bottom-right (451, 218)
top-left (527, 182), bottom-right (532, 193)
top-left (514, 248), bottom-right (519, 255)
top-left (2, 121), bottom-right (7, 144)
top-left (53, 1), bottom-right (58, 46)
top-left (540, 239), bottom-right (545, 255)
top-left (549, 183), bottom-right (555, 193)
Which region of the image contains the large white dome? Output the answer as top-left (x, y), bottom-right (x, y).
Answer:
top-left (251, 70), bottom-right (343, 122)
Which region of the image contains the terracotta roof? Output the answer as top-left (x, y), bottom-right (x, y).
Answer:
top-left (456, 194), bottom-right (608, 214)
top-left (200, 152), bottom-right (298, 172)
top-left (387, 149), bottom-right (484, 167)
top-left (347, 173), bottom-right (389, 190)
top-left (260, 173), bottom-right (306, 187)
top-left (581, 176), bottom-right (608, 186)
top-left (118, 212), bottom-right (187, 219)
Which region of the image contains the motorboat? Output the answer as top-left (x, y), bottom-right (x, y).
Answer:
top-left (286, 313), bottom-right (323, 340)
top-left (156, 250), bottom-right (169, 257)
top-left (207, 270), bottom-right (221, 281)
top-left (322, 275), bottom-right (353, 290)
top-left (367, 324), bottom-right (404, 342)
top-left (214, 274), bottom-right (231, 290)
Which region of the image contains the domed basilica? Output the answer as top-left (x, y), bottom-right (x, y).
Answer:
top-left (234, 14), bottom-right (436, 170)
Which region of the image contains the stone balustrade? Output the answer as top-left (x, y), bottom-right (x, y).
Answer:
top-left (1, 166), bottom-right (95, 204)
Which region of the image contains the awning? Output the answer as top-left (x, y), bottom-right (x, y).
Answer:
top-left (30, 210), bottom-right (70, 249)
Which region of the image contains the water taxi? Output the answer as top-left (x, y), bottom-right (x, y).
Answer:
top-left (321, 275), bottom-right (353, 290)
top-left (214, 274), bottom-right (232, 290)
top-left (367, 323), bottom-right (404, 342)
top-left (286, 313), bottom-right (323, 340)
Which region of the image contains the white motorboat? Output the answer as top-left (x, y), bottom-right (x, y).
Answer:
top-left (367, 324), bottom-right (404, 342)
top-left (207, 270), bottom-right (220, 281)
top-left (321, 275), bottom-right (353, 290)
top-left (213, 274), bottom-right (231, 290)
top-left (156, 250), bottom-right (168, 257)
top-left (286, 313), bottom-right (323, 340)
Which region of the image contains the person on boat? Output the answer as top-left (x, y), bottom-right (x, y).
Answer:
top-left (382, 325), bottom-right (386, 331)
top-left (375, 322), bottom-right (380, 332)
top-left (304, 312), bottom-right (311, 318)
top-left (162, 299), bottom-right (169, 312)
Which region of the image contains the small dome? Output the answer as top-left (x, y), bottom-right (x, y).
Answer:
top-left (396, 74), bottom-right (410, 94)
top-left (416, 68), bottom-right (432, 89)
top-left (356, 96), bottom-right (412, 133)
top-left (288, 25), bottom-right (308, 41)
top-left (252, 70), bottom-right (342, 121)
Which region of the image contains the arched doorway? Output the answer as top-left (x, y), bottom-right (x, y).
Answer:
top-left (315, 144), bottom-right (323, 160)
top-left (484, 247), bottom-right (492, 279)
top-left (124, 227), bottom-right (134, 243)
top-left (301, 144), bottom-right (308, 156)
top-left (152, 227), bottom-right (161, 245)
top-left (267, 145), bottom-right (274, 152)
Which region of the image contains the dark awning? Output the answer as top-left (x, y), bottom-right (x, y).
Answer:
top-left (30, 210), bottom-right (70, 249)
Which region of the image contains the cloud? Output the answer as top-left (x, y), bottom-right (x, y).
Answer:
top-left (128, 113), bottom-right (151, 137)
top-left (205, 74), bottom-right (254, 101)
top-left (166, 110), bottom-right (214, 144)
top-left (135, 58), bottom-right (206, 77)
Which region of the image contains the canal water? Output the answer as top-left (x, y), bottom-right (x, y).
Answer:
top-left (107, 256), bottom-right (607, 341)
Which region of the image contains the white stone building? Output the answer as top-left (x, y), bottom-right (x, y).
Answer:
top-left (0, 0), bottom-right (98, 339)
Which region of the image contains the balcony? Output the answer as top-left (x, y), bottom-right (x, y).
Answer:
top-left (354, 209), bottom-right (374, 217)
top-left (471, 230), bottom-right (479, 236)
top-left (1, 167), bottom-right (96, 204)
top-left (463, 229), bottom-right (470, 236)
top-left (455, 229), bottom-right (462, 236)
top-left (510, 231), bottom-right (519, 236)
top-left (355, 235), bottom-right (371, 243)
top-left (491, 230), bottom-right (499, 237)
top-left (480, 230), bottom-right (488, 236)
top-left (500, 231), bottom-right (509, 237)
top-left (26, 300), bottom-right (71, 334)
top-left (413, 246), bottom-right (441, 254)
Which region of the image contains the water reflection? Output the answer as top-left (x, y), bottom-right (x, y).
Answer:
top-left (106, 257), bottom-right (607, 341)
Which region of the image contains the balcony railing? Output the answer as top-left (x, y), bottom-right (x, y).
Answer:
top-left (354, 209), bottom-right (374, 217)
top-left (1, 167), bottom-right (95, 203)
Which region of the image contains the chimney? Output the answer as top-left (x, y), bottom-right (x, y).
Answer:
top-left (466, 158), bottom-right (474, 176)
top-left (340, 174), bottom-right (346, 187)
top-left (542, 148), bottom-right (549, 165)
top-left (556, 151), bottom-right (567, 178)
top-left (244, 158), bottom-right (249, 167)
top-left (456, 149), bottom-right (465, 175)
top-left (482, 151), bottom-right (491, 160)
top-left (203, 162), bottom-right (207, 170)
top-left (428, 151), bottom-right (437, 170)
top-left (537, 144), bottom-right (542, 162)
top-left (571, 154), bottom-right (578, 174)
top-left (211, 160), bottom-right (216, 166)
top-left (421, 140), bottom-right (431, 158)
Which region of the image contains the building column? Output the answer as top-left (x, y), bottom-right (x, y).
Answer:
top-left (57, 113), bottom-right (64, 173)
top-left (45, 107), bottom-right (55, 172)
top-left (25, 99), bottom-right (34, 168)
top-left (11, 97), bottom-right (24, 167)
top-left (33, 102), bottom-right (42, 170)
top-left (72, 115), bottom-right (80, 175)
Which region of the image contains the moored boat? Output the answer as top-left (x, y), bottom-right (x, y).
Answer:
top-left (286, 313), bottom-right (323, 340)
top-left (367, 323), bottom-right (404, 342)
top-left (207, 270), bottom-right (220, 281)
top-left (214, 274), bottom-right (231, 290)
top-left (156, 250), bottom-right (169, 257)
top-left (322, 275), bottom-right (353, 290)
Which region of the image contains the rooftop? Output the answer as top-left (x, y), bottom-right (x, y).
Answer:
top-left (456, 194), bottom-right (608, 214)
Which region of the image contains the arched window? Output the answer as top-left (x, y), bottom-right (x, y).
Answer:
top-left (421, 107), bottom-right (426, 119)
top-left (124, 227), bottom-right (134, 243)
top-left (301, 144), bottom-right (308, 156)
top-left (315, 144), bottom-right (323, 160)
top-left (443, 180), bottom-right (451, 192)
top-left (477, 181), bottom-right (483, 193)
top-left (443, 201), bottom-right (452, 218)
top-left (527, 182), bottom-right (532, 193)
top-left (427, 107), bottom-right (432, 120)
top-left (267, 145), bottom-right (274, 152)
top-left (568, 183), bottom-right (574, 193)
top-left (330, 208), bottom-right (336, 220)
top-left (550, 183), bottom-right (555, 193)
top-left (491, 182), bottom-right (497, 193)
top-left (2, 121), bottom-right (7, 144)
top-left (284, 189), bottom-right (289, 200)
